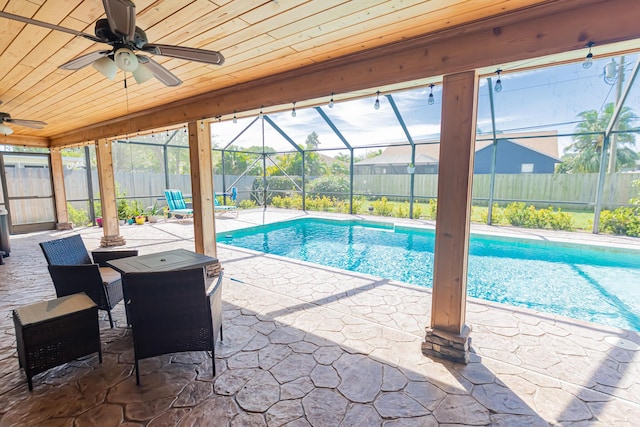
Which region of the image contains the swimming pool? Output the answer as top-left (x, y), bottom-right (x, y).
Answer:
top-left (219, 218), bottom-right (640, 331)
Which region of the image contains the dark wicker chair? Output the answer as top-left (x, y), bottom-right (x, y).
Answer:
top-left (125, 267), bottom-right (223, 385)
top-left (39, 234), bottom-right (138, 328)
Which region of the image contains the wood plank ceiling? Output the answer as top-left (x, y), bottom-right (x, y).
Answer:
top-left (0, 0), bottom-right (639, 147)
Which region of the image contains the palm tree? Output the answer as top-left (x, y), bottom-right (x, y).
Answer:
top-left (559, 103), bottom-right (637, 173)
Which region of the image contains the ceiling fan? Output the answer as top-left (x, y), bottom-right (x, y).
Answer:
top-left (0, 0), bottom-right (225, 87)
top-left (0, 101), bottom-right (47, 136)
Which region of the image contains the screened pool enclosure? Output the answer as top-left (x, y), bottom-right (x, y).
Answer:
top-left (2, 54), bottom-right (638, 235)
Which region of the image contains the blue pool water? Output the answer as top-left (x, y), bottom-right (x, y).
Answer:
top-left (219, 218), bottom-right (640, 331)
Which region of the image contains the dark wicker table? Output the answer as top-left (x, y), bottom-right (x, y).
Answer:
top-left (13, 293), bottom-right (102, 390)
top-left (107, 248), bottom-right (218, 274)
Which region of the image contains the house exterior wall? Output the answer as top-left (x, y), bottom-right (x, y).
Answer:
top-left (474, 140), bottom-right (558, 174)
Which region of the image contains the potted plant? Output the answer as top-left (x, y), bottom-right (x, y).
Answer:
top-left (144, 203), bottom-right (162, 223)
top-left (135, 215), bottom-right (146, 225)
top-left (117, 199), bottom-right (132, 225)
top-left (407, 163), bottom-right (415, 174)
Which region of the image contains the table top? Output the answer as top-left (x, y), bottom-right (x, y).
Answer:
top-left (14, 293), bottom-right (96, 326)
top-left (107, 248), bottom-right (218, 275)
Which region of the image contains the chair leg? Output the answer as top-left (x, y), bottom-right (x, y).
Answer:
top-left (212, 347), bottom-right (216, 377)
top-left (135, 359), bottom-right (140, 385)
top-left (219, 325), bottom-right (223, 342)
top-left (107, 310), bottom-right (114, 328)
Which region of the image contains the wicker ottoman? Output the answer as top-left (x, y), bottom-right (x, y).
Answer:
top-left (13, 293), bottom-right (102, 391)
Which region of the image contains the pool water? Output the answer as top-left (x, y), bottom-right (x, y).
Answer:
top-left (219, 218), bottom-right (640, 331)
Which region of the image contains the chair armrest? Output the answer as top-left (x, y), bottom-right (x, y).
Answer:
top-left (206, 271), bottom-right (224, 297)
top-left (91, 250), bottom-right (139, 267)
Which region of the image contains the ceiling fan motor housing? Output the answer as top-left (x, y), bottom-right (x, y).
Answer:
top-left (94, 18), bottom-right (148, 50)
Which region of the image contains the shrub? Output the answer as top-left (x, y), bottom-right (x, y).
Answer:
top-left (352, 197), bottom-right (364, 214)
top-left (271, 195), bottom-right (288, 208)
top-left (289, 194), bottom-right (303, 209)
top-left (371, 197), bottom-right (393, 216)
top-left (503, 202), bottom-right (573, 231)
top-left (548, 209), bottom-right (573, 230)
top-left (251, 176), bottom-right (302, 205)
top-left (600, 207), bottom-right (640, 237)
top-left (422, 199), bottom-right (437, 220)
top-left (306, 195), bottom-right (334, 211)
top-left (67, 203), bottom-right (90, 226)
top-left (307, 176), bottom-right (349, 200)
top-left (503, 202), bottom-right (530, 226)
top-left (335, 199), bottom-right (350, 213)
top-left (412, 204), bottom-right (422, 219)
top-left (395, 202), bottom-right (409, 218)
top-left (239, 199), bottom-right (257, 209)
top-left (479, 204), bottom-right (506, 225)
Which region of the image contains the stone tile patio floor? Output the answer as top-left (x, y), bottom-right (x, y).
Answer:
top-left (0, 209), bottom-right (639, 426)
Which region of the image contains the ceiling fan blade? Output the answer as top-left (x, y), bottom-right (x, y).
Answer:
top-left (138, 56), bottom-right (182, 87)
top-left (144, 44), bottom-right (225, 65)
top-left (0, 11), bottom-right (102, 43)
top-left (103, 0), bottom-right (136, 42)
top-left (6, 118), bottom-right (47, 129)
top-left (59, 50), bottom-right (111, 70)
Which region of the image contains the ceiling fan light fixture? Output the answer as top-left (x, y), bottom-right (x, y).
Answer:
top-left (0, 123), bottom-right (13, 135)
top-left (92, 56), bottom-right (118, 80)
top-left (132, 62), bottom-right (153, 84)
top-left (114, 48), bottom-right (138, 72)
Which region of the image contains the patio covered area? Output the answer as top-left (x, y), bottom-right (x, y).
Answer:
top-left (1, 1), bottom-right (640, 425)
top-left (1, 211), bottom-right (639, 425)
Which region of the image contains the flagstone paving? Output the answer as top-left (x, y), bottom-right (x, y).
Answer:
top-left (0, 210), bottom-right (639, 426)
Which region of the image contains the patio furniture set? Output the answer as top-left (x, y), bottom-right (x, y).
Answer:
top-left (12, 235), bottom-right (223, 390)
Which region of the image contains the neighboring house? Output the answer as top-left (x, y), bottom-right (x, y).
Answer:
top-left (354, 131), bottom-right (560, 174)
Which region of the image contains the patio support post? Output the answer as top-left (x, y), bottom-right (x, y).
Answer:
top-left (423, 70), bottom-right (478, 364)
top-left (188, 121), bottom-right (220, 276)
top-left (95, 139), bottom-right (125, 247)
top-left (49, 149), bottom-right (72, 230)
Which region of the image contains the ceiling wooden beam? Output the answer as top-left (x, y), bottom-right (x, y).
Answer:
top-left (0, 134), bottom-right (50, 147)
top-left (49, 0), bottom-right (640, 147)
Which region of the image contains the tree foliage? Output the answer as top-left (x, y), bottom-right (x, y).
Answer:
top-left (267, 132), bottom-right (328, 177)
top-left (559, 103), bottom-right (638, 173)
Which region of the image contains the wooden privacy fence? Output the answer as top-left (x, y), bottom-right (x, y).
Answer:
top-left (63, 170), bottom-right (255, 208)
top-left (56, 170), bottom-right (640, 214)
top-left (354, 172), bottom-right (640, 209)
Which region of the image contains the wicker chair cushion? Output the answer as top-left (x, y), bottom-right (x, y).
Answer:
top-left (99, 267), bottom-right (121, 286)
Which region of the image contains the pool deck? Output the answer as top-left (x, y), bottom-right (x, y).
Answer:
top-left (1, 209), bottom-right (639, 426)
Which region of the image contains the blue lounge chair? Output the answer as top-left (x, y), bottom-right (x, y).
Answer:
top-left (164, 189), bottom-right (194, 221)
top-left (214, 190), bottom-right (238, 217)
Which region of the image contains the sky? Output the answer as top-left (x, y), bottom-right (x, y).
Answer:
top-left (211, 54), bottom-right (640, 157)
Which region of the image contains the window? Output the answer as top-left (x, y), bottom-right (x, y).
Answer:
top-left (521, 163), bottom-right (534, 173)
